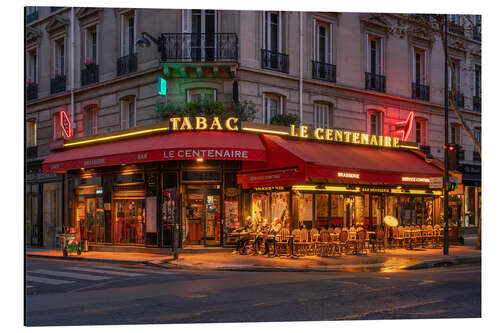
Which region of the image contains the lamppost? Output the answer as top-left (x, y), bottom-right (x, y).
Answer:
top-left (136, 32), bottom-right (179, 260)
top-left (443, 15), bottom-right (450, 255)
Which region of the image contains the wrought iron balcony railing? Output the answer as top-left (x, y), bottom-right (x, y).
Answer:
top-left (50, 75), bottom-right (66, 94)
top-left (473, 151), bottom-right (481, 161)
top-left (312, 61), bottom-right (336, 83)
top-left (365, 72), bottom-right (386, 92)
top-left (81, 64), bottom-right (99, 86)
top-left (412, 83), bottom-right (430, 101)
top-left (454, 144), bottom-right (465, 161)
top-left (449, 91), bottom-right (464, 108)
top-left (117, 53), bottom-right (137, 76)
top-left (448, 23), bottom-right (464, 35)
top-left (26, 83), bottom-right (38, 101)
top-left (473, 96), bottom-right (481, 111)
top-left (26, 11), bottom-right (38, 24)
top-left (27, 146), bottom-right (38, 159)
top-left (161, 33), bottom-right (238, 62)
top-left (261, 49), bottom-right (289, 74)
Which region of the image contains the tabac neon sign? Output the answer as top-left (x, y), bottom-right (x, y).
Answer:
top-left (60, 110), bottom-right (73, 138)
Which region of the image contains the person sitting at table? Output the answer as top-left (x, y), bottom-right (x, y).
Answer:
top-left (236, 216), bottom-right (255, 254)
top-left (264, 217), bottom-right (282, 255)
top-left (254, 219), bottom-right (270, 254)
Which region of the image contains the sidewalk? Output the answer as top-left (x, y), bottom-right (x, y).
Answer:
top-left (27, 245), bottom-right (481, 272)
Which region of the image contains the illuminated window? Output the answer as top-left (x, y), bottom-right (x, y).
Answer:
top-left (186, 88), bottom-right (216, 103)
top-left (27, 119), bottom-right (37, 147)
top-left (415, 118), bottom-right (427, 145)
top-left (120, 96), bottom-right (136, 129)
top-left (369, 111), bottom-right (382, 136)
top-left (83, 105), bottom-right (98, 136)
top-left (313, 103), bottom-right (330, 128)
top-left (53, 113), bottom-right (63, 140)
top-left (263, 93), bottom-right (283, 124)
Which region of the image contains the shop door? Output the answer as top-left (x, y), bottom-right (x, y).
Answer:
top-left (184, 188), bottom-right (221, 246)
top-left (370, 195), bottom-right (384, 230)
top-left (28, 184), bottom-right (42, 247)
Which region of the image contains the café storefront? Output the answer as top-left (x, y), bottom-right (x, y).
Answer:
top-left (42, 117), bottom-right (447, 250)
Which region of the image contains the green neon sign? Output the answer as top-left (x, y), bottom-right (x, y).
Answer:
top-left (158, 77), bottom-right (167, 96)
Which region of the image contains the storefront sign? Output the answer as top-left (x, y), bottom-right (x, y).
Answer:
top-left (401, 176), bottom-right (430, 183)
top-left (225, 187), bottom-right (240, 197)
top-left (168, 117), bottom-right (240, 131)
top-left (429, 177), bottom-right (443, 189)
top-left (253, 186), bottom-right (285, 191)
top-left (337, 172), bottom-right (360, 179)
top-left (360, 187), bottom-right (391, 193)
top-left (60, 110), bottom-right (73, 138)
top-left (290, 124), bottom-right (400, 148)
top-left (163, 149), bottom-right (249, 160)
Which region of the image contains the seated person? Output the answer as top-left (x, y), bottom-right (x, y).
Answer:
top-left (236, 216), bottom-right (255, 254)
top-left (263, 217), bottom-right (282, 255)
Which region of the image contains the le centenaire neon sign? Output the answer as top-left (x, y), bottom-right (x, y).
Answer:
top-left (60, 110), bottom-right (73, 138)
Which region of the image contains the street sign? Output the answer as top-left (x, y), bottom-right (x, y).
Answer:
top-left (158, 77), bottom-right (167, 96)
top-left (449, 176), bottom-right (458, 184)
top-left (429, 177), bottom-right (443, 189)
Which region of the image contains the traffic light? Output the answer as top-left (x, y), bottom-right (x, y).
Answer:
top-left (445, 144), bottom-right (457, 170)
top-left (447, 181), bottom-right (457, 192)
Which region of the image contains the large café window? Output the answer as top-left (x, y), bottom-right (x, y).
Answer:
top-left (251, 191), bottom-right (290, 229)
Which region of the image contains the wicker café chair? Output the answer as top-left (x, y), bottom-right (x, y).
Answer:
top-left (338, 230), bottom-right (349, 255)
top-left (422, 225), bottom-right (432, 247)
top-left (316, 230), bottom-right (332, 256)
top-left (413, 225), bottom-right (423, 247)
top-left (346, 227), bottom-right (358, 254)
top-left (375, 228), bottom-right (386, 253)
top-left (291, 229), bottom-right (301, 255)
top-left (393, 226), bottom-right (405, 248)
top-left (403, 227), bottom-right (412, 249)
top-left (298, 228), bottom-right (311, 256)
top-left (275, 228), bottom-right (291, 256)
top-left (356, 229), bottom-right (368, 255)
top-left (309, 228), bottom-right (320, 255)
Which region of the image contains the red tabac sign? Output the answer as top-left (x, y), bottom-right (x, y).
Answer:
top-left (60, 110), bottom-right (73, 138)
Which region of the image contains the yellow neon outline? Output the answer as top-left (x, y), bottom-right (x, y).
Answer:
top-left (292, 185), bottom-right (360, 192)
top-left (64, 127), bottom-right (170, 147)
top-left (241, 127), bottom-right (290, 135)
top-left (399, 145), bottom-right (419, 150)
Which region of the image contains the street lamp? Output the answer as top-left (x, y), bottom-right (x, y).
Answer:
top-left (136, 32), bottom-right (166, 61)
top-left (443, 15), bottom-right (450, 255)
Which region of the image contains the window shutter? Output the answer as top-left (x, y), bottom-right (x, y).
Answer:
top-left (121, 101), bottom-right (127, 129)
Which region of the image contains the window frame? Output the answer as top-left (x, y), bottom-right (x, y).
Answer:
top-left (448, 58), bottom-right (461, 92)
top-left (313, 103), bottom-right (330, 129)
top-left (368, 110), bottom-right (383, 136)
top-left (84, 25), bottom-right (99, 64)
top-left (412, 47), bottom-right (428, 85)
top-left (450, 123), bottom-right (461, 145)
top-left (366, 34), bottom-right (383, 75)
top-left (120, 97), bottom-right (137, 130)
top-left (83, 105), bottom-right (99, 136)
top-left (27, 48), bottom-right (38, 83)
top-left (313, 19), bottom-right (333, 64)
top-left (473, 127), bottom-right (481, 151)
top-left (414, 118), bottom-right (428, 145)
top-left (53, 112), bottom-right (63, 140)
top-left (474, 64), bottom-right (481, 97)
top-left (121, 11), bottom-right (136, 57)
top-left (262, 93), bottom-right (283, 124)
top-left (186, 88), bottom-right (217, 103)
top-left (53, 38), bottom-right (66, 76)
top-left (26, 119), bottom-right (37, 147)
top-left (262, 11), bottom-right (282, 52)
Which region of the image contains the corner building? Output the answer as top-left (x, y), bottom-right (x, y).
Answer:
top-left (26, 7), bottom-right (481, 248)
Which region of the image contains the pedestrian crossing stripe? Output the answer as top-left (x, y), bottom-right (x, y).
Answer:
top-left (65, 266), bottom-right (146, 277)
top-left (88, 265), bottom-right (176, 275)
top-left (29, 269), bottom-right (111, 281)
top-left (26, 276), bottom-right (74, 285)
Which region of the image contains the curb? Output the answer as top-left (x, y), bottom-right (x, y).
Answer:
top-left (26, 253), bottom-right (163, 268)
top-left (404, 256), bottom-right (481, 270)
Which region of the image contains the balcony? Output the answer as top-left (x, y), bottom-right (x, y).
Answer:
top-left (473, 151), bottom-right (481, 161)
top-left (161, 33), bottom-right (238, 62)
top-left (312, 61), bottom-right (336, 83)
top-left (455, 144), bottom-right (465, 161)
top-left (261, 49), bottom-right (289, 74)
top-left (50, 75), bottom-right (66, 94)
top-left (448, 23), bottom-right (464, 35)
top-left (26, 11), bottom-right (38, 24)
top-left (412, 83), bottom-right (430, 101)
top-left (50, 7), bottom-right (63, 12)
top-left (26, 83), bottom-right (38, 101)
top-left (117, 53), bottom-right (137, 76)
top-left (27, 146), bottom-right (38, 159)
top-left (365, 72), bottom-right (386, 93)
top-left (473, 96), bottom-right (481, 111)
top-left (449, 91), bottom-right (464, 108)
top-left (473, 26), bottom-right (481, 41)
top-left (81, 64), bottom-right (99, 86)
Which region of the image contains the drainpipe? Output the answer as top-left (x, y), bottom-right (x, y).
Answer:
top-left (299, 11), bottom-right (303, 125)
top-left (70, 7), bottom-right (75, 131)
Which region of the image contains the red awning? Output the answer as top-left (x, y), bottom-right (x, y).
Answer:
top-left (43, 131), bottom-right (266, 173)
top-left (238, 134), bottom-right (443, 188)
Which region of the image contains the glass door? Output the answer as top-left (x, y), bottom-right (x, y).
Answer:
top-left (184, 187), bottom-right (221, 246)
top-left (204, 193), bottom-right (221, 246)
top-left (191, 9), bottom-right (216, 61)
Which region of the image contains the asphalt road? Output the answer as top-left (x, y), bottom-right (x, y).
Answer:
top-left (25, 258), bottom-right (481, 326)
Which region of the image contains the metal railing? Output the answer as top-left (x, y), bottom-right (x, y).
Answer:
top-left (261, 49), bottom-right (289, 73)
top-left (81, 64), bottom-right (99, 86)
top-left (50, 7), bottom-right (63, 12)
top-left (448, 23), bottom-right (464, 35)
top-left (26, 83), bottom-right (38, 101)
top-left (117, 53), bottom-right (137, 76)
top-left (312, 61), bottom-right (336, 83)
top-left (412, 83), bottom-right (430, 101)
top-left (473, 151), bottom-right (481, 161)
top-left (26, 11), bottom-right (38, 24)
top-left (473, 96), bottom-right (481, 111)
top-left (449, 91), bottom-right (464, 108)
top-left (27, 146), bottom-right (38, 159)
top-left (365, 72), bottom-right (386, 92)
top-left (50, 75), bottom-right (66, 94)
top-left (161, 33), bottom-right (238, 62)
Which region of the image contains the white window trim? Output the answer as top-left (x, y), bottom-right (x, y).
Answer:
top-left (450, 123), bottom-right (461, 145)
top-left (367, 110), bottom-right (383, 136)
top-left (474, 65), bottom-right (481, 97)
top-left (414, 118), bottom-right (428, 145)
top-left (262, 93), bottom-right (283, 124)
top-left (313, 103), bottom-right (330, 129)
top-left (53, 38), bottom-right (66, 76)
top-left (186, 88), bottom-right (217, 103)
top-left (313, 19), bottom-right (333, 64)
top-left (27, 119), bottom-right (37, 147)
top-left (27, 48), bottom-right (38, 83)
top-left (120, 11), bottom-right (136, 57)
top-left (262, 11), bottom-right (282, 52)
top-left (448, 59), bottom-right (461, 92)
top-left (412, 47), bottom-right (428, 84)
top-left (366, 34), bottom-right (384, 75)
top-left (121, 97), bottom-right (136, 129)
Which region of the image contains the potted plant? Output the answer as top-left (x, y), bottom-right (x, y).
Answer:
top-left (83, 59), bottom-right (97, 70)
